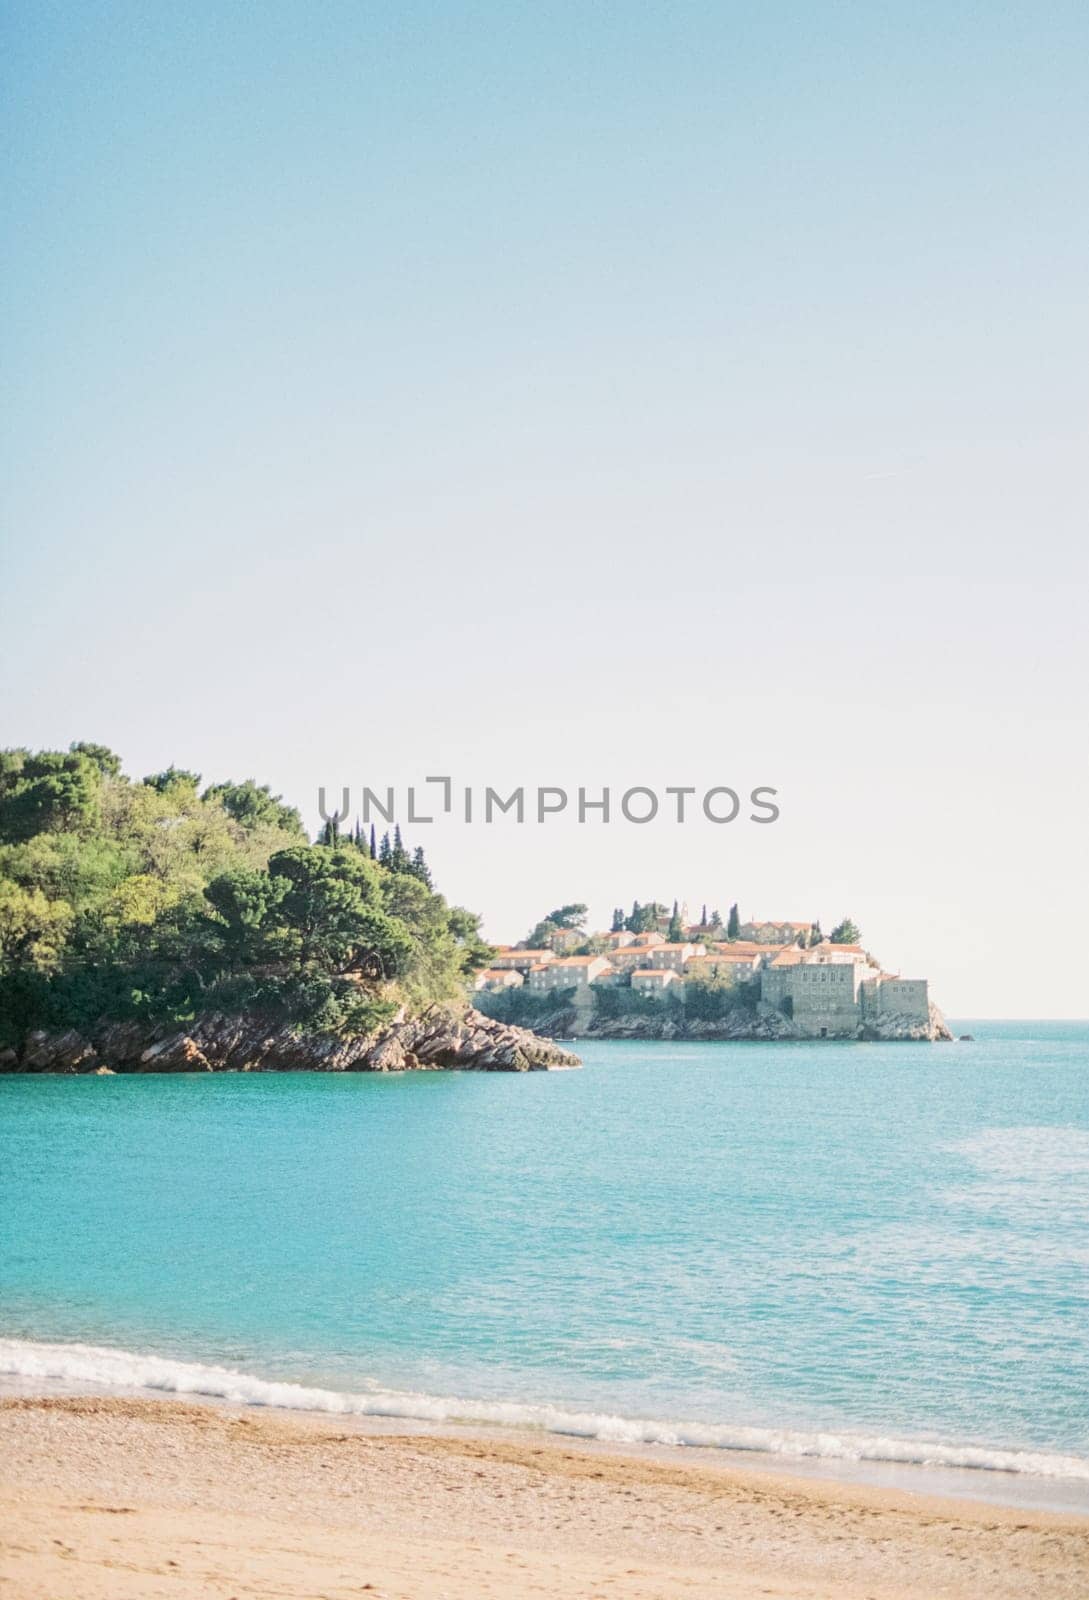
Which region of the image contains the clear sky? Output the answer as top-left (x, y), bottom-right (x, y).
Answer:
top-left (2, 2), bottom-right (1087, 1016)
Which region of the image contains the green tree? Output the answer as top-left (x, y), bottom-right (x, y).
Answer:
top-left (268, 846), bottom-right (410, 975)
top-left (667, 899), bottom-right (684, 943)
top-left (0, 882), bottom-right (73, 974)
top-left (390, 825), bottom-right (408, 872)
top-left (203, 778), bottom-right (304, 837)
top-left (727, 903), bottom-right (741, 940)
top-left (526, 902), bottom-right (588, 946)
top-left (0, 749), bottom-right (102, 842)
top-left (829, 917), bottom-right (861, 945)
top-left (626, 900), bottom-right (666, 933)
top-left (203, 868), bottom-right (288, 971)
top-left (408, 845), bottom-right (433, 887)
top-left (143, 766), bottom-right (202, 795)
top-left (446, 906), bottom-right (493, 975)
top-left (69, 742), bottom-right (122, 778)
top-left (610, 906), bottom-right (625, 933)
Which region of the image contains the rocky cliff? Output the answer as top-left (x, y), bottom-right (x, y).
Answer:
top-left (507, 1001), bottom-right (953, 1043)
top-left (587, 1005), bottom-right (952, 1042)
top-left (0, 1006), bottom-right (580, 1075)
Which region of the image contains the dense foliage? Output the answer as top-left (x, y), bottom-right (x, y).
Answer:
top-left (0, 745), bottom-right (491, 1044)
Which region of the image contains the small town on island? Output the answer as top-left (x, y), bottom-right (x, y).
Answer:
top-left (474, 902), bottom-right (951, 1041)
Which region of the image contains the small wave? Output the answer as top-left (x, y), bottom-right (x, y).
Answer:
top-left (2, 1337), bottom-right (1087, 1481)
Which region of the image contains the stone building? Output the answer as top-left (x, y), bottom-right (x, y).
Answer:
top-left (491, 948), bottom-right (554, 972)
top-left (606, 945), bottom-right (661, 971)
top-left (739, 920), bottom-right (816, 945)
top-left (474, 968), bottom-right (525, 993)
top-left (632, 968), bottom-right (682, 998)
top-left (642, 942), bottom-right (698, 972)
top-left (758, 943), bottom-right (930, 1037)
top-left (860, 975), bottom-right (930, 1025)
top-left (526, 955), bottom-right (614, 995)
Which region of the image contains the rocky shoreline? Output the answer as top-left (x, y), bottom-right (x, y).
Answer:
top-left (0, 1000), bottom-right (955, 1075)
top-left (0, 1006), bottom-right (580, 1075)
top-left (486, 1002), bottom-right (953, 1044)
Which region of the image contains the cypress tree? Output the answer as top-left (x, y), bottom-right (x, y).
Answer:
top-left (727, 903), bottom-right (740, 940)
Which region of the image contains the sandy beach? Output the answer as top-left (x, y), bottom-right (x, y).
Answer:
top-left (1, 1396), bottom-right (1086, 1599)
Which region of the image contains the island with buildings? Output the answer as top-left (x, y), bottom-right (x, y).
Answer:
top-left (473, 908), bottom-right (951, 1041)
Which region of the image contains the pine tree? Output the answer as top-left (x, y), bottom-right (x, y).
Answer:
top-left (710, 908), bottom-right (723, 932)
top-left (369, 823), bottom-right (377, 858)
top-left (391, 824), bottom-right (408, 872)
top-left (378, 831), bottom-right (392, 867)
top-left (625, 899), bottom-right (641, 933)
top-left (409, 845), bottom-right (432, 887)
top-left (727, 903), bottom-right (740, 940)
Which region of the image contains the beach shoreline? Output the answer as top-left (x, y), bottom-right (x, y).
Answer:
top-left (2, 1394), bottom-right (1087, 1600)
top-left (3, 1341), bottom-right (1087, 1516)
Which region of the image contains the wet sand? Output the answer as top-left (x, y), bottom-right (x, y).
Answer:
top-left (2, 1395), bottom-right (1086, 1598)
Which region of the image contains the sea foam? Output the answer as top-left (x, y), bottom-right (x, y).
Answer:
top-left (2, 1337), bottom-right (1087, 1481)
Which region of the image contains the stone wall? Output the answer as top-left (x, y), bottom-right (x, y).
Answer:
top-left (877, 978), bottom-right (929, 1022)
top-left (788, 962), bottom-right (862, 1037)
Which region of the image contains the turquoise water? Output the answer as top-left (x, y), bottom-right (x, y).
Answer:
top-left (2, 1022), bottom-right (1087, 1482)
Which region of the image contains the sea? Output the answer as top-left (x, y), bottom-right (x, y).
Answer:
top-left (2, 1021), bottom-right (1087, 1509)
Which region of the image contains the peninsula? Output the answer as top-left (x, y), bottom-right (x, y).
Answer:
top-left (0, 744), bottom-right (572, 1074)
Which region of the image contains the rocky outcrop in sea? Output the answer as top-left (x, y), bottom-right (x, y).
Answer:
top-left (0, 1006), bottom-right (580, 1075)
